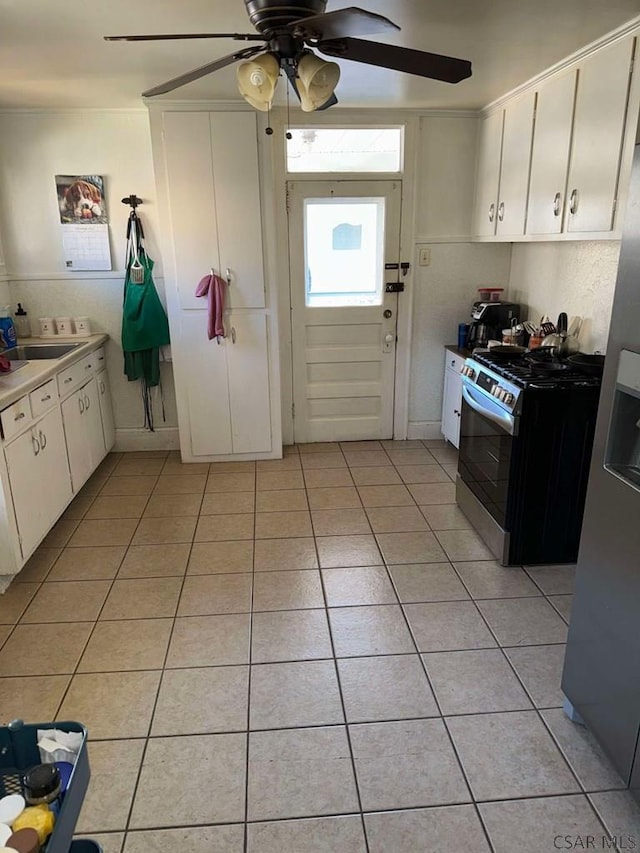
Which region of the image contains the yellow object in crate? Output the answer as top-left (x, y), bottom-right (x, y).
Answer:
top-left (12, 803), bottom-right (55, 845)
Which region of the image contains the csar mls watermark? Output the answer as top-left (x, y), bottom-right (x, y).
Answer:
top-left (554, 835), bottom-right (637, 850)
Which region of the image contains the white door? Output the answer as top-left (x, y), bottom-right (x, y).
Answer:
top-left (565, 37), bottom-right (635, 233)
top-left (441, 368), bottom-right (462, 448)
top-left (472, 110), bottom-right (504, 237)
top-left (97, 368), bottom-right (116, 452)
top-left (496, 92), bottom-right (536, 237)
top-left (5, 409), bottom-right (72, 558)
top-left (62, 379), bottom-right (103, 492)
top-left (288, 180), bottom-right (402, 443)
top-left (527, 70), bottom-right (577, 235)
top-left (227, 313), bottom-right (272, 454)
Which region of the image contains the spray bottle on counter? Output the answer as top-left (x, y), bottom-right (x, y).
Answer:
top-left (0, 305), bottom-right (17, 349)
top-left (14, 304), bottom-right (30, 339)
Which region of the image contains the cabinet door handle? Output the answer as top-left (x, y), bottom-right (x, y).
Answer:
top-left (31, 433), bottom-right (40, 457)
top-left (450, 359), bottom-right (456, 367)
top-left (231, 327), bottom-right (236, 344)
top-left (569, 188), bottom-right (579, 215)
top-left (84, 394), bottom-right (91, 410)
top-left (497, 201), bottom-right (505, 222)
top-left (99, 381), bottom-right (105, 393)
top-left (41, 394), bottom-right (51, 402)
top-left (226, 268), bottom-right (232, 287)
top-left (553, 192), bottom-right (562, 216)
top-left (488, 203), bottom-right (495, 223)
top-left (14, 411), bottom-right (25, 422)
top-left (39, 429), bottom-right (47, 450)
top-left (64, 377), bottom-right (73, 384)
top-left (79, 396), bottom-right (85, 414)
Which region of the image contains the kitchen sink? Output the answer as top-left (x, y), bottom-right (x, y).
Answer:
top-left (2, 343), bottom-right (82, 360)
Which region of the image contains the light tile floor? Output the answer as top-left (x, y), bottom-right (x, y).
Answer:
top-left (1, 440), bottom-right (639, 852)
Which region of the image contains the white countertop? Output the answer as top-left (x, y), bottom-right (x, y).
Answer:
top-left (0, 334), bottom-right (109, 410)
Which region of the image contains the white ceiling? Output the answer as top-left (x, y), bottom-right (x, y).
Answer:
top-left (2, 0), bottom-right (639, 110)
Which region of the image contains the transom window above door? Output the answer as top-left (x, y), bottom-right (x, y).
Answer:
top-left (304, 197), bottom-right (386, 307)
top-left (286, 128), bottom-right (403, 173)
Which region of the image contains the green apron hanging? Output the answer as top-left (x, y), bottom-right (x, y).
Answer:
top-left (121, 213), bottom-right (170, 430)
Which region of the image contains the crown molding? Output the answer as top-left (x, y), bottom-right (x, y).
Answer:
top-left (0, 106), bottom-right (147, 115)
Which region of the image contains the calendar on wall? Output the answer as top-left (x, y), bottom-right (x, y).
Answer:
top-left (55, 174), bottom-right (112, 271)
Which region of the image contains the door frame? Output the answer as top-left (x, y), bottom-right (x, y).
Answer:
top-left (269, 109), bottom-right (419, 445)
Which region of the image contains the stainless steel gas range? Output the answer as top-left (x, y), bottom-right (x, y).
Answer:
top-left (455, 350), bottom-right (602, 566)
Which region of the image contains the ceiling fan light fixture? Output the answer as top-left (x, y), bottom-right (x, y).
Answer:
top-left (237, 52), bottom-right (280, 110)
top-left (297, 52), bottom-right (340, 112)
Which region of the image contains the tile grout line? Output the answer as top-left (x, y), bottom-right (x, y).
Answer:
top-left (378, 539), bottom-right (497, 853)
top-left (311, 497), bottom-right (371, 853)
top-left (242, 460), bottom-right (258, 853)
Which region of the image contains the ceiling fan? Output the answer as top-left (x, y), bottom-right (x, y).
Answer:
top-left (105, 0), bottom-right (472, 111)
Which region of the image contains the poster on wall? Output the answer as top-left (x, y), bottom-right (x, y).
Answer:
top-left (55, 174), bottom-right (112, 271)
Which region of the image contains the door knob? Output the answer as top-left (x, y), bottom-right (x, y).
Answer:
top-left (383, 333), bottom-right (395, 353)
top-left (383, 309), bottom-right (393, 319)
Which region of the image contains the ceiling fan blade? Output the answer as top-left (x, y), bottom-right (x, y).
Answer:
top-left (142, 45), bottom-right (265, 97)
top-left (105, 33), bottom-right (264, 42)
top-left (292, 7), bottom-right (399, 41)
top-left (282, 62), bottom-right (338, 111)
top-left (318, 37), bottom-right (472, 83)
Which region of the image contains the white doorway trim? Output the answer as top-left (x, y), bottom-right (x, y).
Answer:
top-left (267, 109), bottom-right (419, 444)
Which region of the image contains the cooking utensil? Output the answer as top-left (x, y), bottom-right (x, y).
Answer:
top-left (541, 316), bottom-right (556, 336)
top-left (568, 353), bottom-right (605, 376)
top-left (557, 312), bottom-right (568, 334)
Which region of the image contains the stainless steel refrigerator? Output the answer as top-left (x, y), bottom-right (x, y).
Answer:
top-left (562, 140), bottom-right (640, 798)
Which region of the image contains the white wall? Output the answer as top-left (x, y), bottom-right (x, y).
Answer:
top-left (508, 241), bottom-right (622, 352)
top-left (0, 110), bottom-right (178, 448)
top-left (408, 242), bottom-right (512, 436)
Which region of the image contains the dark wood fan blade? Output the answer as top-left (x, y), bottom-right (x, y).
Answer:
top-left (105, 33), bottom-right (264, 42)
top-left (318, 37), bottom-right (472, 83)
top-left (291, 7), bottom-right (399, 41)
top-left (282, 62), bottom-right (338, 110)
top-left (142, 45), bottom-right (265, 97)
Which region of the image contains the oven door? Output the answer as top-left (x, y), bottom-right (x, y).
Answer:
top-left (458, 381), bottom-right (517, 529)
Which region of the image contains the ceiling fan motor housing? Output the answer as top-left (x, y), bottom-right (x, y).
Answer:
top-left (244, 0), bottom-right (327, 34)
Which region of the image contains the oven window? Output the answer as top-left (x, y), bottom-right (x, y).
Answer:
top-left (458, 399), bottom-right (514, 528)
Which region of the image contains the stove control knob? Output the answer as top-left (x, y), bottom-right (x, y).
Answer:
top-left (497, 387), bottom-right (506, 402)
top-left (503, 392), bottom-right (514, 405)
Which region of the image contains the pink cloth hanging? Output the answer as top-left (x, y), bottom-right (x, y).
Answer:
top-left (195, 271), bottom-right (226, 340)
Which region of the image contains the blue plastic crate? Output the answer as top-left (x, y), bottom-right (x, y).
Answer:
top-left (0, 719), bottom-right (90, 853)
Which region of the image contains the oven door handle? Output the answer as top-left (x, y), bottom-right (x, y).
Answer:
top-left (461, 383), bottom-right (516, 436)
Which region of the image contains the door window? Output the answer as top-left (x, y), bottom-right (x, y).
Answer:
top-left (304, 197), bottom-right (386, 307)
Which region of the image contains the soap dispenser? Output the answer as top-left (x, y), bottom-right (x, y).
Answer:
top-left (14, 304), bottom-right (30, 339)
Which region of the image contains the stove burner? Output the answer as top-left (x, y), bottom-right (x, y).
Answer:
top-left (472, 352), bottom-right (601, 389)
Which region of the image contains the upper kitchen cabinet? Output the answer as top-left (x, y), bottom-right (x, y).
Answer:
top-left (162, 111), bottom-right (266, 309)
top-left (472, 92), bottom-right (536, 239)
top-left (564, 37), bottom-right (636, 234)
top-left (528, 36), bottom-right (636, 236)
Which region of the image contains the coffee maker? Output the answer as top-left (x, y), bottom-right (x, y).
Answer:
top-left (467, 302), bottom-right (520, 349)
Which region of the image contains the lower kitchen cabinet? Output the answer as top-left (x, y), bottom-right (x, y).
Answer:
top-left (441, 350), bottom-right (465, 448)
top-left (61, 378), bottom-right (106, 492)
top-left (97, 368), bottom-right (115, 453)
top-left (4, 407), bottom-right (72, 559)
top-left (179, 312), bottom-right (272, 458)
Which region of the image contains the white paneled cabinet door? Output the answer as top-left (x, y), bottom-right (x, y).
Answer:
top-left (496, 92), bottom-right (536, 237)
top-left (210, 112), bottom-right (265, 309)
top-left (97, 368), bottom-right (115, 452)
top-left (472, 110), bottom-right (504, 237)
top-left (441, 368), bottom-right (462, 448)
top-left (565, 37), bottom-right (635, 233)
top-left (62, 379), bottom-right (104, 492)
top-left (179, 312), bottom-right (233, 457)
top-left (526, 71), bottom-right (577, 235)
top-left (227, 313), bottom-right (272, 454)
top-left (163, 110), bottom-right (265, 310)
top-left (163, 112), bottom-right (220, 311)
top-left (5, 408), bottom-right (72, 558)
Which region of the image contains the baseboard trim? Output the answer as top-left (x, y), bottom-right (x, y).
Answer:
top-left (114, 427), bottom-right (180, 452)
top-left (407, 421), bottom-right (444, 441)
